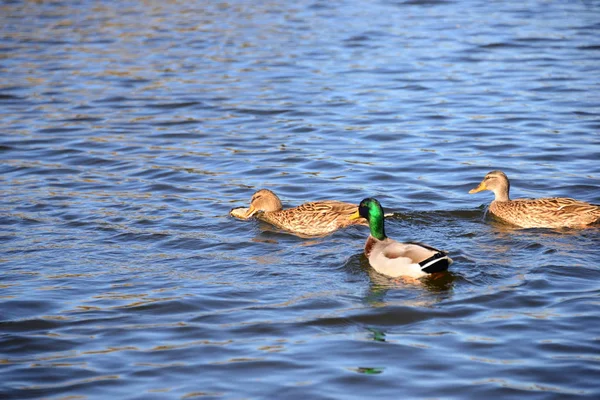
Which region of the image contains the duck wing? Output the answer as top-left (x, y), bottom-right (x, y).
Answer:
top-left (258, 201), bottom-right (365, 236)
top-left (492, 198), bottom-right (600, 228)
top-left (380, 241), bottom-right (451, 274)
top-left (286, 201), bottom-right (367, 226)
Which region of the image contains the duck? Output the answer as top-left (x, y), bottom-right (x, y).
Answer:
top-left (349, 198), bottom-right (452, 278)
top-left (230, 189), bottom-right (368, 237)
top-left (469, 170), bottom-right (600, 228)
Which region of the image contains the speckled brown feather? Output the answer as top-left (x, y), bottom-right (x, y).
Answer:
top-left (230, 189), bottom-right (367, 237)
top-left (470, 170), bottom-right (600, 229)
top-left (257, 200), bottom-right (368, 237)
top-left (489, 198), bottom-right (600, 228)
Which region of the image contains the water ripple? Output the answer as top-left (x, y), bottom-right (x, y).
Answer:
top-left (1, 0), bottom-right (600, 399)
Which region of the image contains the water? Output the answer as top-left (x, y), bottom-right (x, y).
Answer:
top-left (2, 0), bottom-right (600, 398)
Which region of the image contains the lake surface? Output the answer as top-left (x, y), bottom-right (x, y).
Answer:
top-left (2, 0), bottom-right (600, 398)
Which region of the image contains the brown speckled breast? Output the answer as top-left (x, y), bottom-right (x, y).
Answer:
top-left (364, 236), bottom-right (377, 257)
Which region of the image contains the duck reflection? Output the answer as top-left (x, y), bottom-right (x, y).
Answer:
top-left (349, 366), bottom-right (385, 375)
top-left (367, 327), bottom-right (386, 342)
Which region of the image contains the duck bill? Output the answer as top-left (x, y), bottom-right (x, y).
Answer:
top-left (349, 210), bottom-right (361, 220)
top-left (468, 182), bottom-right (486, 194)
top-left (243, 205), bottom-right (257, 219)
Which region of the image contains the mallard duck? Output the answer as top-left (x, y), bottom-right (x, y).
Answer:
top-left (349, 198), bottom-right (452, 278)
top-left (230, 189), bottom-right (368, 237)
top-left (469, 170), bottom-right (600, 228)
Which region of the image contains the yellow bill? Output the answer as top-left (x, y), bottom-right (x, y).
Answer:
top-left (243, 205), bottom-right (257, 219)
top-left (468, 182), bottom-right (486, 194)
top-left (349, 209), bottom-right (361, 220)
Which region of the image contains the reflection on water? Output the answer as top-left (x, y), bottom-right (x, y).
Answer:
top-left (2, 0), bottom-right (600, 398)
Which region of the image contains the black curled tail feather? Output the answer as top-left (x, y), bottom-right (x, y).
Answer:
top-left (419, 252), bottom-right (451, 273)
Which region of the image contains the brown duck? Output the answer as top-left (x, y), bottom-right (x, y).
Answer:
top-left (469, 170), bottom-right (600, 228)
top-left (230, 189), bottom-right (367, 237)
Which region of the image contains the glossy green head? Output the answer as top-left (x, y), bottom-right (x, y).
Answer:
top-left (357, 198), bottom-right (386, 240)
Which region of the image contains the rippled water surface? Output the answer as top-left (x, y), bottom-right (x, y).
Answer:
top-left (2, 1), bottom-right (600, 398)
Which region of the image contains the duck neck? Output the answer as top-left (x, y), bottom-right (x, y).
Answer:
top-left (494, 186), bottom-right (510, 202)
top-left (369, 217), bottom-right (386, 241)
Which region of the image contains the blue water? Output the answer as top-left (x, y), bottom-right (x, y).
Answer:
top-left (2, 1), bottom-right (600, 398)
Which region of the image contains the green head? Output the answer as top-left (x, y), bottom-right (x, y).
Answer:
top-left (356, 197), bottom-right (386, 240)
